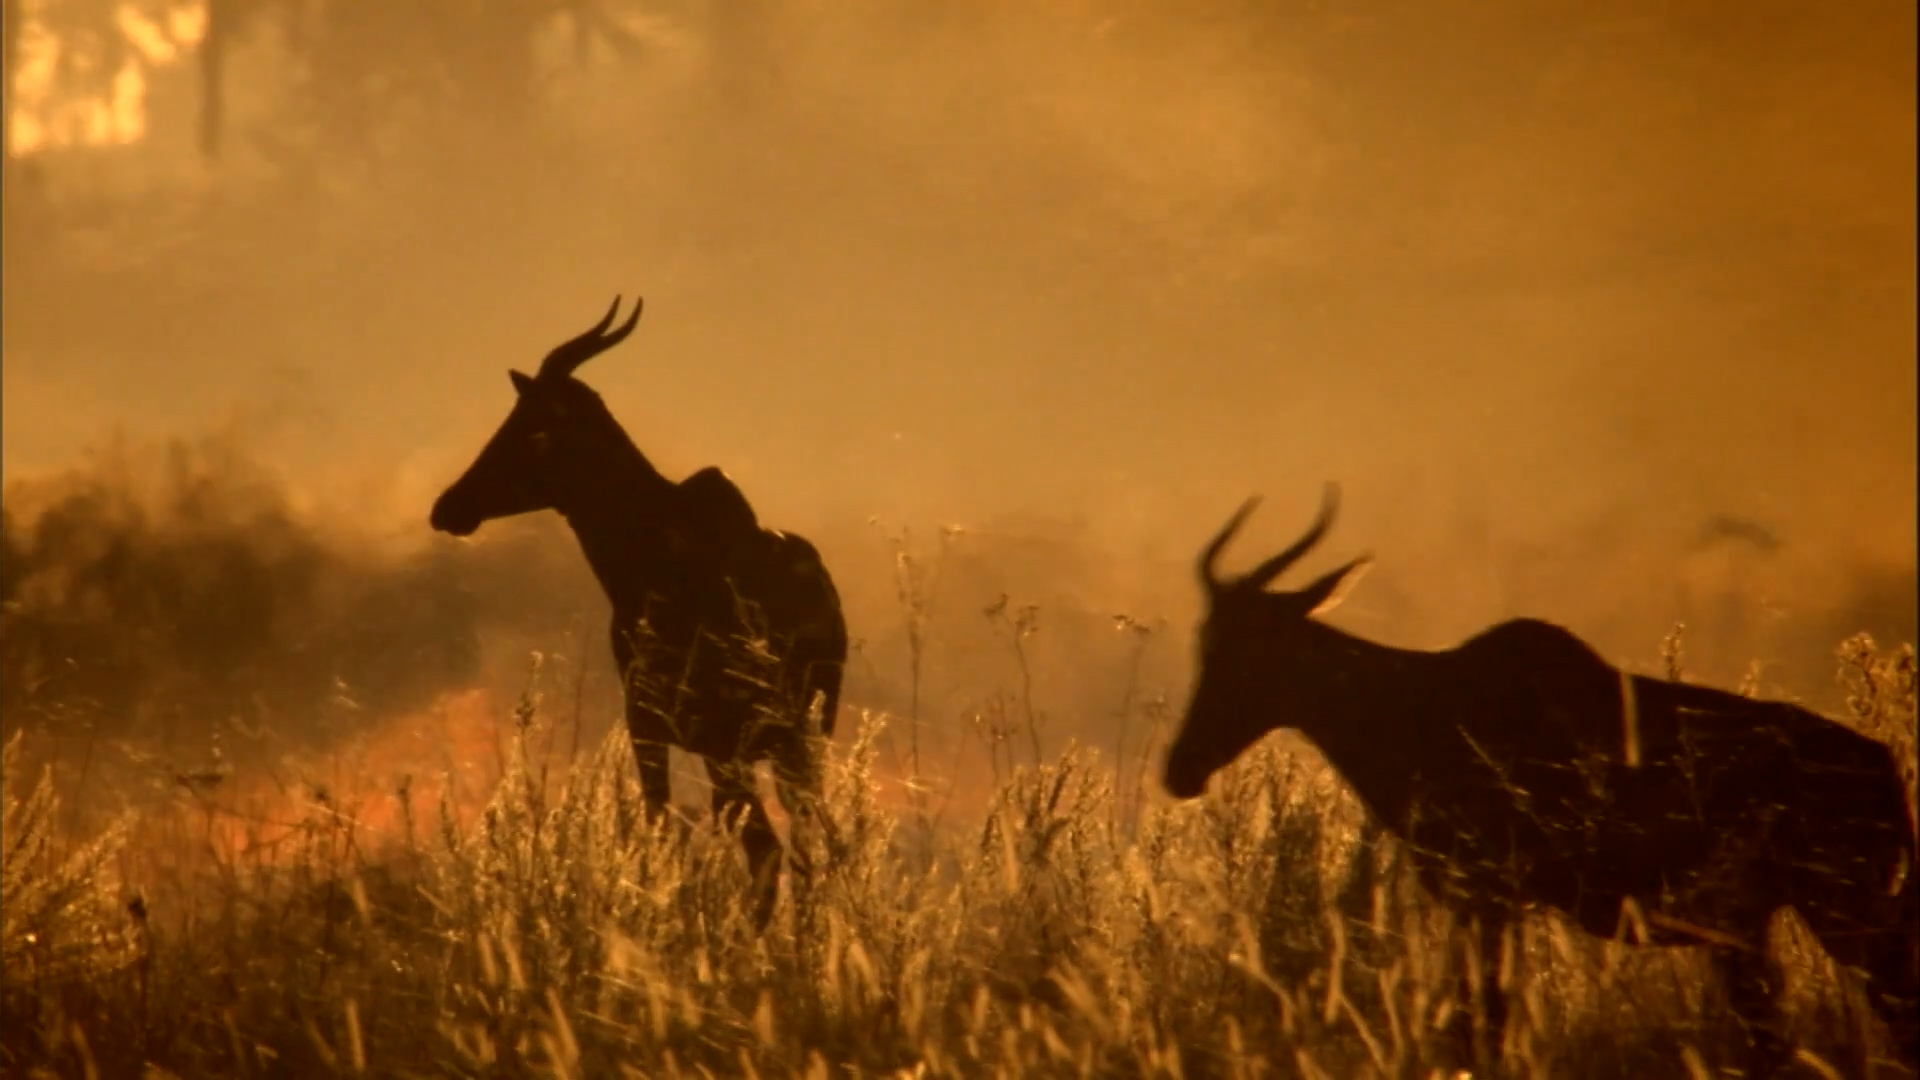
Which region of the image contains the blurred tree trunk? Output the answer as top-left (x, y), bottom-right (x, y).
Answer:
top-left (0, 0), bottom-right (41, 261)
top-left (705, 0), bottom-right (780, 115)
top-left (464, 0), bottom-right (542, 131)
top-left (198, 0), bottom-right (231, 159)
top-left (2, 0), bottom-right (21, 159)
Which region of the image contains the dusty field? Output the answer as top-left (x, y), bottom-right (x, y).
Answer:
top-left (3, 627), bottom-right (1913, 1079)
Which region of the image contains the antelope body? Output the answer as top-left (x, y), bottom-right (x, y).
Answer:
top-left (1163, 484), bottom-right (1917, 1075)
top-left (430, 297), bottom-right (848, 928)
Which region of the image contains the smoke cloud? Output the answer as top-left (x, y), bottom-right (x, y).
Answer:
top-left (3, 1), bottom-right (1912, 778)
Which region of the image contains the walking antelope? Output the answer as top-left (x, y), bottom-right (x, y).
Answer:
top-left (430, 297), bottom-right (848, 928)
top-left (1163, 483), bottom-right (1917, 1075)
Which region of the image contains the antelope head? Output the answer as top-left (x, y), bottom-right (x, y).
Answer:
top-left (1161, 482), bottom-right (1374, 799)
top-left (429, 296), bottom-right (644, 537)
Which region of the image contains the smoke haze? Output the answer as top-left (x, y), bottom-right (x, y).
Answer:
top-left (3, 1), bottom-right (1913, 778)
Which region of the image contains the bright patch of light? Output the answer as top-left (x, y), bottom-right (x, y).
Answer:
top-left (6, 1), bottom-right (207, 156)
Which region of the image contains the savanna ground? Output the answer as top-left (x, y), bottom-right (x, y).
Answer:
top-left (3, 521), bottom-right (1915, 1080)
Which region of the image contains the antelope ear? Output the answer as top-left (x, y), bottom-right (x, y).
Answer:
top-left (1297, 555), bottom-right (1374, 616)
top-left (509, 370), bottom-right (537, 395)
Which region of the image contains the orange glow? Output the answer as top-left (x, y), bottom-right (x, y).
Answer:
top-left (6, 1), bottom-right (207, 156)
top-left (191, 688), bottom-right (511, 866)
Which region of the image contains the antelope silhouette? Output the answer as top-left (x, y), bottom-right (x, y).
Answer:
top-left (430, 297), bottom-right (848, 929)
top-left (1163, 483), bottom-right (1917, 1076)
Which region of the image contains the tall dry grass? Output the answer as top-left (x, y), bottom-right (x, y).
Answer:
top-left (2, 630), bottom-right (1914, 1079)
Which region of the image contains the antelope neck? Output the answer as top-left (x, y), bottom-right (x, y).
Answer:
top-left (548, 429), bottom-right (685, 607)
top-left (1262, 629), bottom-right (1438, 823)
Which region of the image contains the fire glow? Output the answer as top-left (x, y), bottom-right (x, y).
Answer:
top-left (169, 687), bottom-right (512, 868)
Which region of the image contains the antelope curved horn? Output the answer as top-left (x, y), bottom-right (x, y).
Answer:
top-left (1199, 496), bottom-right (1263, 593)
top-left (1242, 482), bottom-right (1341, 591)
top-left (537, 295), bottom-right (645, 381)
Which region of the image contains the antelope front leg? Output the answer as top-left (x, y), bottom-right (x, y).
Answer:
top-left (1715, 942), bottom-right (1791, 1079)
top-left (622, 695), bottom-right (675, 822)
top-left (1473, 915), bottom-right (1513, 1069)
top-left (772, 690), bottom-right (833, 881)
top-left (709, 760), bottom-right (783, 932)
top-left (773, 741), bottom-right (824, 887)
top-left (616, 623), bottom-right (677, 823)
top-left (631, 737), bottom-right (672, 816)
top-left (1443, 912), bottom-right (1511, 1073)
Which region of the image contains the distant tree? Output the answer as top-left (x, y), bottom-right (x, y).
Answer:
top-left (3, 0), bottom-right (21, 156)
top-left (209, 0), bottom-right (653, 170)
top-left (11, 0), bottom-right (189, 136)
top-left (3, 0), bottom-right (652, 168)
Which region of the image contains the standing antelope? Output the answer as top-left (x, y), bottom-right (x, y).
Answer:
top-left (1163, 483), bottom-right (1917, 1076)
top-left (430, 296), bottom-right (848, 929)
